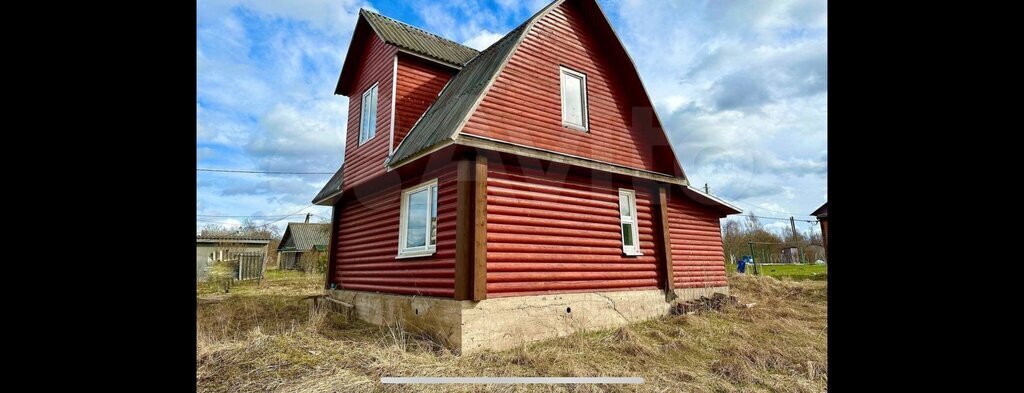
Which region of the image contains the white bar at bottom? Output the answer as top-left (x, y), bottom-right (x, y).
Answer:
top-left (381, 377), bottom-right (644, 384)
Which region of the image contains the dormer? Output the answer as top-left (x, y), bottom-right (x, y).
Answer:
top-left (332, 10), bottom-right (478, 192)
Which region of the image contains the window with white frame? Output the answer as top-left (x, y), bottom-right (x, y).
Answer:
top-left (560, 66), bottom-right (588, 131)
top-left (398, 179), bottom-right (438, 258)
top-left (359, 84), bottom-right (378, 145)
top-left (619, 189), bottom-right (642, 256)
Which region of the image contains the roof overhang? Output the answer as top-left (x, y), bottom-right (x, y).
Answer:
top-left (336, 10), bottom-right (476, 96)
top-left (679, 185), bottom-right (743, 216)
top-left (453, 134), bottom-right (688, 186)
top-left (312, 165), bottom-right (345, 206)
top-left (334, 16), bottom-right (373, 95)
top-left (811, 201), bottom-right (828, 218)
top-left (313, 191), bottom-right (343, 206)
top-left (396, 48), bottom-right (462, 70)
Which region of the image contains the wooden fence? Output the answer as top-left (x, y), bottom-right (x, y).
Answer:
top-left (235, 252), bottom-right (266, 281)
top-left (197, 256), bottom-right (210, 282)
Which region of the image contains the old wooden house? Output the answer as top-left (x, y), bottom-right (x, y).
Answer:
top-left (811, 202), bottom-right (829, 261)
top-left (313, 0), bottom-right (741, 353)
top-left (277, 218), bottom-right (330, 271)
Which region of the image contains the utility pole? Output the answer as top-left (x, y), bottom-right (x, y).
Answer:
top-left (704, 183), bottom-right (710, 194)
top-left (790, 216), bottom-right (805, 264)
top-left (790, 216), bottom-right (798, 240)
top-left (747, 241), bottom-right (758, 275)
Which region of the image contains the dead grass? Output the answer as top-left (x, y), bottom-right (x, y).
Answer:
top-left (197, 271), bottom-right (827, 392)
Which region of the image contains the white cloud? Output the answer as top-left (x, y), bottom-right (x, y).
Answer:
top-left (244, 101), bottom-right (346, 173)
top-left (609, 0), bottom-right (827, 217)
top-left (463, 30), bottom-right (504, 50)
top-left (757, 202), bottom-right (791, 216)
top-left (495, 0), bottom-right (520, 10)
top-left (196, 0), bottom-right (361, 233)
top-left (199, 0), bottom-right (365, 35)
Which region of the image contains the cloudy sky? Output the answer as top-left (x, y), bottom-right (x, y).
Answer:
top-left (197, 0), bottom-right (827, 236)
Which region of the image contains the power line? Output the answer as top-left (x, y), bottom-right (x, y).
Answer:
top-left (735, 214), bottom-right (818, 223)
top-left (723, 198), bottom-right (818, 218)
top-left (197, 213), bottom-right (311, 218)
top-left (197, 168), bottom-right (335, 175)
top-left (196, 205), bottom-right (316, 226)
top-left (263, 205), bottom-right (316, 225)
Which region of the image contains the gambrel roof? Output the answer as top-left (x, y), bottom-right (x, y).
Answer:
top-left (386, 0), bottom-right (686, 184)
top-left (317, 0), bottom-right (701, 204)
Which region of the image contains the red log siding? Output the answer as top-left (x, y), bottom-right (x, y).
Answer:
top-left (343, 33), bottom-right (397, 192)
top-left (485, 163), bottom-right (663, 297)
top-left (395, 55), bottom-right (454, 149)
top-left (462, 1), bottom-right (660, 172)
top-left (332, 164), bottom-right (459, 297)
top-left (667, 191), bottom-right (728, 288)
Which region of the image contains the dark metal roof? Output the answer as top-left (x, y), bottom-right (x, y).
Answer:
top-left (312, 165), bottom-right (345, 205)
top-left (680, 185), bottom-right (743, 217)
top-left (387, 5), bottom-right (548, 166)
top-left (196, 233), bottom-right (271, 243)
top-left (811, 202), bottom-right (828, 218)
top-left (277, 223), bottom-right (331, 252)
top-left (361, 9), bottom-right (479, 67)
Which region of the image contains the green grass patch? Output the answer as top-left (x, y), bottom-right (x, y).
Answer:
top-left (757, 263), bottom-right (827, 280)
top-left (197, 269), bottom-right (323, 297)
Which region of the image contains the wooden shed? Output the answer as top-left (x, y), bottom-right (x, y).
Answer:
top-left (277, 220), bottom-right (330, 271)
top-left (811, 202), bottom-right (829, 262)
top-left (312, 0), bottom-right (741, 353)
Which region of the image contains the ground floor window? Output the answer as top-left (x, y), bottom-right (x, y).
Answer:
top-left (619, 189), bottom-right (642, 256)
top-left (398, 179), bottom-right (438, 258)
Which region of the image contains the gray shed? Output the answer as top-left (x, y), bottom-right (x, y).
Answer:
top-left (277, 222), bottom-right (330, 270)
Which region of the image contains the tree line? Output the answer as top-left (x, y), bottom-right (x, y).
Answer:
top-left (722, 213), bottom-right (825, 264)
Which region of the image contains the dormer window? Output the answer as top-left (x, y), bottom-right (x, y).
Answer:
top-left (359, 83), bottom-right (379, 145)
top-left (560, 66), bottom-right (588, 131)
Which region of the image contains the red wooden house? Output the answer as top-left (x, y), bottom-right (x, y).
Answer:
top-left (313, 0), bottom-right (741, 353)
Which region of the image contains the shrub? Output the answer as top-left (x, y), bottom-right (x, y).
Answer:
top-left (208, 259), bottom-right (238, 293)
top-left (315, 253), bottom-right (327, 274)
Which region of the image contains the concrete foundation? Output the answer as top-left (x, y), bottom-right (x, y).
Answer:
top-left (325, 286), bottom-right (729, 354)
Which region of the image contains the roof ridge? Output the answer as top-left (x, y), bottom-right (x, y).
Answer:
top-left (360, 8), bottom-right (479, 55)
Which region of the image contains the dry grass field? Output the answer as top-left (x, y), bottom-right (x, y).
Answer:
top-left (197, 270), bottom-right (827, 392)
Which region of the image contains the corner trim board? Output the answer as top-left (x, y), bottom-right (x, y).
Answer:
top-left (389, 54), bottom-right (397, 156)
top-left (472, 153), bottom-right (488, 301)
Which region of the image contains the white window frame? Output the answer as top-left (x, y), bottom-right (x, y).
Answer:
top-left (397, 178), bottom-right (439, 259)
top-left (559, 66), bottom-right (589, 131)
top-left (358, 83), bottom-right (379, 145)
top-left (618, 189), bottom-right (643, 256)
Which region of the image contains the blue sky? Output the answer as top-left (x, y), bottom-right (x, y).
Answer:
top-left (197, 0), bottom-right (827, 236)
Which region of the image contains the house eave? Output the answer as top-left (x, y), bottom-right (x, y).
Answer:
top-left (679, 185), bottom-right (743, 216)
top-left (312, 191), bottom-right (343, 206)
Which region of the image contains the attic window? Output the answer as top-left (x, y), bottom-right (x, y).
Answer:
top-left (560, 66), bottom-right (589, 131)
top-left (359, 83), bottom-right (378, 145)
